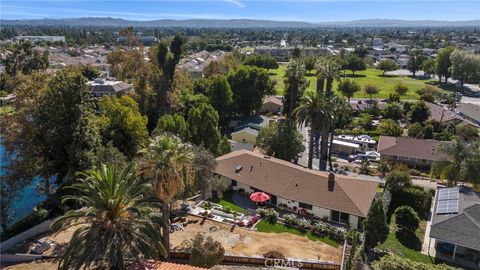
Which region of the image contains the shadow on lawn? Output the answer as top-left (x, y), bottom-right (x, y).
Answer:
top-left (426, 81), bottom-right (458, 93)
top-left (344, 74), bottom-right (367, 78)
top-left (396, 230), bottom-right (422, 251)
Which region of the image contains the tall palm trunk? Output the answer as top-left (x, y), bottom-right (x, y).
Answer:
top-left (288, 84), bottom-right (298, 121)
top-left (307, 123), bottom-right (315, 169)
top-left (328, 126), bottom-right (335, 170)
top-left (316, 76), bottom-right (325, 93)
top-left (161, 203), bottom-right (170, 256)
top-left (319, 123), bottom-right (329, 171)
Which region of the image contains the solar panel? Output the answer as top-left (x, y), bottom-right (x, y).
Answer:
top-left (436, 200), bottom-right (459, 214)
top-left (436, 187), bottom-right (460, 215)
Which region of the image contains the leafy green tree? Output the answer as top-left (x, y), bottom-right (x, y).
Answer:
top-left (382, 102), bottom-right (403, 120)
top-left (98, 96), bottom-right (148, 159)
top-left (328, 95), bottom-right (352, 168)
top-left (206, 75), bottom-right (233, 124)
top-left (191, 146), bottom-right (226, 200)
top-left (187, 102), bottom-right (223, 155)
top-left (373, 255), bottom-right (459, 270)
top-left (422, 58), bottom-right (436, 77)
top-left (153, 113), bottom-right (188, 139)
top-left (345, 55), bottom-right (366, 76)
top-left (407, 49), bottom-right (426, 77)
top-left (304, 56), bottom-right (316, 75)
top-left (337, 78), bottom-right (360, 103)
top-left (243, 54), bottom-right (278, 71)
top-left (408, 122), bottom-right (425, 138)
top-left (294, 90), bottom-right (333, 169)
top-left (377, 59), bottom-right (399, 75)
top-left (80, 64), bottom-right (100, 80)
top-left (363, 199), bottom-right (389, 249)
top-left (431, 137), bottom-right (480, 186)
top-left (385, 169), bottom-right (412, 191)
top-left (227, 65), bottom-right (275, 116)
top-left (409, 101), bottom-right (430, 123)
top-left (377, 119), bottom-right (402, 137)
top-left (189, 233), bottom-right (225, 268)
top-left (394, 206), bottom-right (420, 234)
top-left (34, 69), bottom-right (101, 183)
top-left (364, 83), bottom-right (379, 101)
top-left (4, 41), bottom-right (49, 76)
top-left (450, 49), bottom-right (480, 86)
top-left (257, 121), bottom-right (305, 162)
top-left (283, 60), bottom-right (309, 120)
top-left (394, 83), bottom-right (409, 98)
top-left (137, 134), bottom-right (193, 253)
top-left (50, 163), bottom-right (167, 270)
top-left (435, 46), bottom-right (454, 83)
top-left (291, 47), bottom-right (302, 59)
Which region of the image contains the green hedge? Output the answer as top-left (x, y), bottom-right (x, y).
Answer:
top-left (1, 208), bottom-right (49, 240)
top-left (390, 186), bottom-right (433, 219)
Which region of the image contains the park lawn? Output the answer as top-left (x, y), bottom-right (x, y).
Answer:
top-left (255, 220), bottom-right (340, 248)
top-left (269, 65), bottom-right (448, 99)
top-left (210, 190), bottom-right (246, 214)
top-left (378, 216), bottom-right (433, 264)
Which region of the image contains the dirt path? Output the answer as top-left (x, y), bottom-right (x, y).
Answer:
top-left (171, 216), bottom-right (342, 263)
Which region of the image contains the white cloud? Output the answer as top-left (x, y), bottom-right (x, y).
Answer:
top-left (222, 0), bottom-right (245, 7)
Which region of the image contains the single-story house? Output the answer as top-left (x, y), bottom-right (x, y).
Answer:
top-left (215, 150), bottom-right (379, 229)
top-left (377, 136), bottom-right (448, 168)
top-left (457, 103), bottom-right (480, 126)
top-left (331, 140), bottom-right (360, 155)
top-left (88, 78), bottom-right (132, 98)
top-left (231, 127), bottom-right (259, 145)
top-left (426, 102), bottom-right (478, 128)
top-left (429, 186), bottom-right (480, 269)
top-left (260, 95), bottom-right (283, 114)
top-left (229, 115), bottom-right (272, 145)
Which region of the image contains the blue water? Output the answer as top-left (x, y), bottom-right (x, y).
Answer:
top-left (1, 144), bottom-right (47, 225)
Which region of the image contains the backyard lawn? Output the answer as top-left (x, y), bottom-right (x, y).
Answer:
top-left (378, 216), bottom-right (433, 264)
top-left (210, 190), bottom-right (246, 214)
top-left (269, 65), bottom-right (450, 99)
top-left (256, 220), bottom-right (340, 248)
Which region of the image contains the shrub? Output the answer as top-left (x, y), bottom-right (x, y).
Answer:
top-left (263, 250), bottom-right (285, 259)
top-left (390, 186), bottom-right (432, 218)
top-left (257, 208), bottom-right (278, 224)
top-left (190, 233), bottom-right (225, 268)
top-left (2, 208), bottom-right (50, 239)
top-left (385, 169), bottom-right (412, 191)
top-left (409, 169), bottom-right (421, 176)
top-left (297, 218), bottom-right (311, 232)
top-left (394, 206), bottom-right (420, 233)
top-left (223, 207), bottom-right (231, 213)
top-left (312, 222), bottom-right (330, 235)
top-left (283, 214), bottom-right (299, 227)
top-left (372, 255), bottom-right (460, 270)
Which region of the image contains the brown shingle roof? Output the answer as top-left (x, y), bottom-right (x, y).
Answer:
top-left (426, 102), bottom-right (478, 127)
top-left (215, 150), bottom-right (378, 217)
top-left (377, 136), bottom-right (448, 161)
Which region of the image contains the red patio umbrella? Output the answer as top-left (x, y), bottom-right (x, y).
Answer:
top-left (249, 192), bottom-right (270, 203)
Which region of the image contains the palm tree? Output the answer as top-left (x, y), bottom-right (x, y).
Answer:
top-left (328, 96), bottom-right (351, 170)
top-left (50, 163), bottom-right (166, 270)
top-left (284, 60), bottom-right (309, 121)
top-left (315, 56), bottom-right (341, 171)
top-left (137, 134), bottom-right (193, 254)
top-left (294, 90), bottom-right (333, 169)
top-left (431, 137), bottom-right (480, 187)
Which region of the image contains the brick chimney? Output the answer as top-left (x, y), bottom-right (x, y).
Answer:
top-left (328, 173), bottom-right (335, 192)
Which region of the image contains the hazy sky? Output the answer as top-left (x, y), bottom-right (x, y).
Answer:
top-left (2, 0), bottom-right (479, 22)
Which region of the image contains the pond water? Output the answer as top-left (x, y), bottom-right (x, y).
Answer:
top-left (1, 144), bottom-right (47, 225)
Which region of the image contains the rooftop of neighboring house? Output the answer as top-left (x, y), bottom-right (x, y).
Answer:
top-left (430, 186), bottom-right (480, 251)
top-left (426, 102), bottom-right (479, 127)
top-left (456, 103), bottom-right (480, 122)
top-left (262, 95), bottom-right (283, 107)
top-left (215, 150), bottom-right (379, 217)
top-left (230, 115), bottom-right (272, 131)
top-left (87, 78), bottom-right (132, 94)
top-left (177, 50), bottom-right (225, 74)
top-left (377, 136), bottom-right (448, 161)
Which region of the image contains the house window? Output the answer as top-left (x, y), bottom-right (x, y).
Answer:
top-left (299, 202), bottom-right (313, 210)
top-left (232, 180), bottom-right (237, 186)
top-left (331, 210), bottom-right (350, 224)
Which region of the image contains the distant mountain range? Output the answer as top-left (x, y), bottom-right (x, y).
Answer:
top-left (2, 18), bottom-right (479, 28)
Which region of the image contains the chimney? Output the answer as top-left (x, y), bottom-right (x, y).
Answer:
top-left (249, 165), bottom-right (254, 172)
top-left (328, 173), bottom-right (335, 192)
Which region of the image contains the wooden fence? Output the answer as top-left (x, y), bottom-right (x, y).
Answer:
top-left (170, 251), bottom-right (341, 270)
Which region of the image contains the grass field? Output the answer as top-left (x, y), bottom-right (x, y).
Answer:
top-left (255, 220), bottom-right (340, 248)
top-left (210, 190), bottom-right (246, 214)
top-left (269, 65), bottom-right (450, 100)
top-left (378, 216), bottom-right (433, 264)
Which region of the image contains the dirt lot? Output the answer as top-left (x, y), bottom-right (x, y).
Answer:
top-left (171, 216), bottom-right (342, 263)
